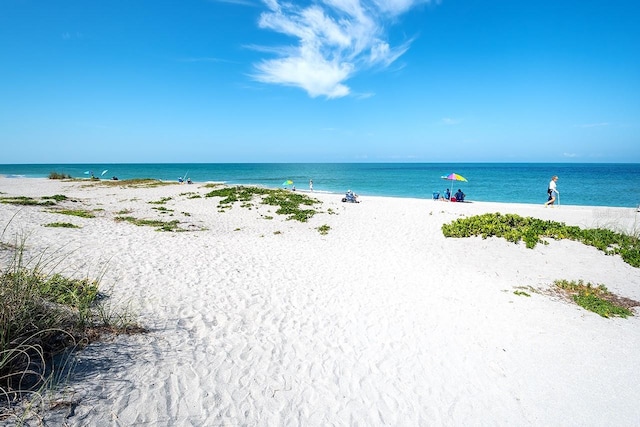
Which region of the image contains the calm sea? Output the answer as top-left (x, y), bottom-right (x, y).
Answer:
top-left (1, 163), bottom-right (639, 208)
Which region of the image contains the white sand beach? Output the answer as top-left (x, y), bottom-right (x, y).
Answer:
top-left (2, 177), bottom-right (640, 426)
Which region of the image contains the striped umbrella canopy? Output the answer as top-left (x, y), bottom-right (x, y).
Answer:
top-left (440, 173), bottom-right (468, 200)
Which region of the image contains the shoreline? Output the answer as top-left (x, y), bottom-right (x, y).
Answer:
top-left (4, 176), bottom-right (640, 212)
top-left (1, 177), bottom-right (640, 425)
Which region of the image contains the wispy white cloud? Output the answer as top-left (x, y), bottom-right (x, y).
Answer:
top-left (252, 0), bottom-right (434, 98)
top-left (441, 117), bottom-right (461, 125)
top-left (62, 32), bottom-right (83, 40)
top-left (563, 152), bottom-right (579, 158)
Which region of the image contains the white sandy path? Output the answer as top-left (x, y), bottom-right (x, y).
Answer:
top-left (1, 178), bottom-right (640, 426)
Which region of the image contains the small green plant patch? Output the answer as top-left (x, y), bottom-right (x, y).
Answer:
top-left (513, 290), bottom-right (531, 297)
top-left (0, 239), bottom-right (144, 416)
top-left (205, 186), bottom-right (321, 222)
top-left (152, 206), bottom-right (173, 214)
top-left (442, 213), bottom-right (640, 267)
top-left (42, 194), bottom-right (69, 202)
top-left (180, 192), bottom-right (202, 199)
top-left (0, 196), bottom-right (56, 206)
top-left (317, 224), bottom-right (331, 235)
top-left (44, 222), bottom-right (80, 229)
top-left (89, 179), bottom-right (175, 188)
top-left (149, 197), bottom-right (172, 205)
top-left (205, 186), bottom-right (270, 206)
top-left (553, 279), bottom-right (639, 318)
top-left (261, 190), bottom-right (320, 222)
top-left (53, 209), bottom-right (96, 218)
top-left (48, 171), bottom-right (72, 180)
top-left (115, 215), bottom-right (181, 231)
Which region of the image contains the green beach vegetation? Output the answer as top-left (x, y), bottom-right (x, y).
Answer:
top-left (87, 179), bottom-right (176, 188)
top-left (443, 213), bottom-right (640, 317)
top-left (1, 195), bottom-right (73, 207)
top-left (316, 224), bottom-right (331, 235)
top-left (43, 222), bottom-right (80, 229)
top-left (0, 235), bottom-right (143, 421)
top-left (50, 209), bottom-right (96, 219)
top-left (442, 212), bottom-right (640, 267)
top-left (205, 186), bottom-right (321, 222)
top-left (552, 280), bottom-right (638, 318)
top-left (148, 197), bottom-right (172, 205)
top-left (0, 196), bottom-right (56, 207)
top-left (48, 172), bottom-right (72, 180)
top-left (114, 215), bottom-right (181, 232)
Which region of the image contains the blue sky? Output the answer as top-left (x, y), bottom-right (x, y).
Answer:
top-left (1, 0), bottom-right (639, 163)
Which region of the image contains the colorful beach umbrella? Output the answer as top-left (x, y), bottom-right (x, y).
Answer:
top-left (441, 173), bottom-right (468, 183)
top-left (440, 173), bottom-right (468, 200)
top-left (282, 180), bottom-right (293, 186)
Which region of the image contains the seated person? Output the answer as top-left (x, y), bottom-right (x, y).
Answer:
top-left (454, 189), bottom-right (465, 202)
top-left (432, 191), bottom-right (440, 200)
top-left (443, 188), bottom-right (451, 200)
top-left (344, 190), bottom-right (359, 202)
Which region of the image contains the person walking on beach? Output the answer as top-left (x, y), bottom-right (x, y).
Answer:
top-left (309, 179), bottom-right (313, 192)
top-left (545, 175), bottom-right (559, 206)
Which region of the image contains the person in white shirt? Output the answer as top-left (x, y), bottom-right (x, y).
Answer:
top-left (544, 175), bottom-right (559, 206)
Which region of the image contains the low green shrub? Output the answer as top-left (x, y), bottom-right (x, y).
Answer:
top-left (48, 172), bottom-right (71, 180)
top-left (442, 213), bottom-right (640, 267)
top-left (206, 186), bottom-right (321, 222)
top-left (554, 279), bottom-right (637, 318)
top-left (43, 222), bottom-right (80, 229)
top-left (0, 196), bottom-right (55, 206)
top-left (114, 216), bottom-right (180, 231)
top-left (52, 209), bottom-right (95, 218)
top-left (0, 237), bottom-right (144, 416)
top-left (317, 224), bottom-right (331, 235)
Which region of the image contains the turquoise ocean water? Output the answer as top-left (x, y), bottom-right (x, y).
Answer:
top-left (1, 163), bottom-right (639, 208)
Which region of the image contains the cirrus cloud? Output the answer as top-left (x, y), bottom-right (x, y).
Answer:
top-left (252, 0), bottom-right (434, 98)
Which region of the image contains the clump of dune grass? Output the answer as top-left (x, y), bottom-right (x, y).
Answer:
top-left (316, 224), bottom-right (331, 235)
top-left (442, 213), bottom-right (640, 267)
top-left (152, 206), bottom-right (174, 215)
top-left (86, 179), bottom-right (176, 188)
top-left (41, 195), bottom-right (68, 202)
top-left (180, 192), bottom-right (202, 199)
top-left (552, 279), bottom-right (639, 318)
top-left (513, 290), bottom-right (531, 297)
top-left (148, 197), bottom-right (172, 205)
top-left (205, 186), bottom-right (321, 222)
top-left (43, 223), bottom-right (80, 229)
top-left (1, 195), bottom-right (74, 207)
top-left (114, 215), bottom-right (181, 232)
top-left (0, 197), bottom-right (56, 207)
top-left (48, 172), bottom-right (71, 180)
top-left (0, 233), bottom-right (144, 421)
top-left (49, 209), bottom-right (95, 219)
